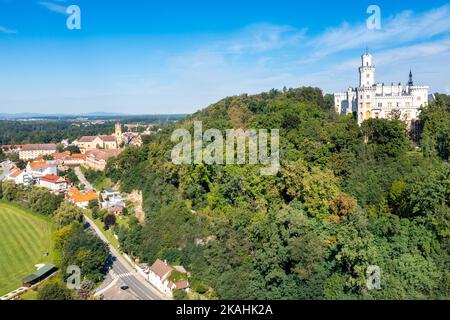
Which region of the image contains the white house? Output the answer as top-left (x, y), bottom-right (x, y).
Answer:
top-left (7, 169), bottom-right (32, 185)
top-left (142, 259), bottom-right (190, 297)
top-left (39, 174), bottom-right (68, 192)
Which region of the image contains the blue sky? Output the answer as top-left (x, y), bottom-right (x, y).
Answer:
top-left (1, 0), bottom-right (450, 114)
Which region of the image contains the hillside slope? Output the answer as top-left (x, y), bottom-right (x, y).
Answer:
top-left (105, 87), bottom-right (450, 300)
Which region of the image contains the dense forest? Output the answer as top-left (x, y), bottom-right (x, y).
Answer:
top-left (0, 114), bottom-right (185, 145)
top-left (106, 87), bottom-right (449, 299)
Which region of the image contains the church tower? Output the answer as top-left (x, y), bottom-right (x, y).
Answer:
top-left (359, 48), bottom-right (375, 87)
top-left (115, 122), bottom-right (122, 144)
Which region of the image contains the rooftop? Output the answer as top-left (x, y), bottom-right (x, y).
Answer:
top-left (21, 144), bottom-right (57, 151)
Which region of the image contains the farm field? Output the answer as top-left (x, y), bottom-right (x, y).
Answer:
top-left (0, 201), bottom-right (54, 296)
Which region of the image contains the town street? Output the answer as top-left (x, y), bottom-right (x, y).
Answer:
top-left (74, 167), bottom-right (94, 190)
top-left (83, 214), bottom-right (165, 300)
top-left (76, 167), bottom-right (167, 300)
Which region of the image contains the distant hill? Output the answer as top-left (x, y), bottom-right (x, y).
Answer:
top-left (0, 112), bottom-right (125, 119)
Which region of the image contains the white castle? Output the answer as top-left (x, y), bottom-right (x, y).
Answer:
top-left (334, 50), bottom-right (430, 126)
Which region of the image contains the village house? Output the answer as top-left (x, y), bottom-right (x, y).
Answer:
top-left (84, 149), bottom-right (124, 171)
top-left (7, 169), bottom-right (32, 185)
top-left (140, 259), bottom-right (190, 297)
top-left (26, 161), bottom-right (57, 178)
top-left (38, 174), bottom-right (69, 193)
top-left (100, 188), bottom-right (126, 215)
top-left (67, 188), bottom-right (98, 208)
top-left (53, 152), bottom-right (85, 167)
top-left (19, 144), bottom-right (57, 160)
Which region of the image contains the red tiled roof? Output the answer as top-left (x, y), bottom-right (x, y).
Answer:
top-left (67, 188), bottom-right (98, 203)
top-left (21, 144), bottom-right (57, 151)
top-left (40, 174), bottom-right (65, 183)
top-left (149, 259), bottom-right (173, 279)
top-left (9, 169), bottom-right (24, 178)
top-left (86, 149), bottom-right (124, 161)
top-left (173, 280), bottom-right (190, 290)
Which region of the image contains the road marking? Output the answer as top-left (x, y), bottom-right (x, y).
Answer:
top-left (117, 272), bottom-right (133, 278)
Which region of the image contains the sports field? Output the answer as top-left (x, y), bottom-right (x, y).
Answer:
top-left (0, 201), bottom-right (54, 295)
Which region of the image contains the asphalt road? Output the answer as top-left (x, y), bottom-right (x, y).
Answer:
top-left (84, 214), bottom-right (165, 300)
top-left (75, 167), bottom-right (166, 300)
top-left (74, 167), bottom-right (93, 190)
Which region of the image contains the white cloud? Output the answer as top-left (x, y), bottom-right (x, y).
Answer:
top-left (38, 1), bottom-right (68, 15)
top-left (0, 25), bottom-right (16, 34)
top-left (306, 4), bottom-right (450, 61)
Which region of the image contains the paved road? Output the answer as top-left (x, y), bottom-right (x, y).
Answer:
top-left (84, 214), bottom-right (166, 300)
top-left (76, 167), bottom-right (166, 300)
top-left (74, 167), bottom-right (93, 190)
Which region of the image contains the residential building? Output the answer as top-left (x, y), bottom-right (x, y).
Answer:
top-left (7, 169), bottom-right (32, 185)
top-left (334, 50), bottom-right (430, 126)
top-left (84, 148), bottom-right (124, 171)
top-left (39, 174), bottom-right (68, 192)
top-left (67, 188), bottom-right (98, 208)
top-left (19, 144), bottom-right (57, 160)
top-left (53, 152), bottom-right (85, 166)
top-left (142, 259), bottom-right (190, 297)
top-left (26, 161), bottom-right (57, 178)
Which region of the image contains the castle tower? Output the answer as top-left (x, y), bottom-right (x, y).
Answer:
top-left (115, 122), bottom-right (122, 144)
top-left (408, 69), bottom-right (414, 87)
top-left (359, 49), bottom-right (375, 87)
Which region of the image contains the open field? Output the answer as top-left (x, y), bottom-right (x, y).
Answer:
top-left (0, 201), bottom-right (54, 295)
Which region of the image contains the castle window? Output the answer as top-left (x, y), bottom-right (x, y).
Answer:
top-left (388, 102), bottom-right (392, 108)
top-left (378, 103), bottom-right (382, 108)
top-left (366, 95), bottom-right (370, 99)
top-left (366, 73), bottom-right (370, 78)
top-left (397, 102), bottom-right (400, 107)
top-left (365, 111), bottom-right (371, 120)
top-left (406, 102), bottom-right (411, 107)
top-left (375, 112), bottom-right (379, 118)
top-left (366, 102), bottom-right (371, 108)
top-left (417, 96), bottom-right (421, 101)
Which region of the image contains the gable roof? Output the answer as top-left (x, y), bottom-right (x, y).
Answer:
top-left (78, 136), bottom-right (98, 143)
top-left (99, 135), bottom-right (117, 142)
top-left (21, 144), bottom-right (57, 151)
top-left (9, 169), bottom-right (24, 178)
top-left (86, 149), bottom-right (124, 161)
top-left (67, 188), bottom-right (98, 203)
top-left (149, 259), bottom-right (174, 279)
top-left (40, 174), bottom-right (65, 184)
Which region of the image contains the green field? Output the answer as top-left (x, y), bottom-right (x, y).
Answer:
top-left (0, 201), bottom-right (55, 296)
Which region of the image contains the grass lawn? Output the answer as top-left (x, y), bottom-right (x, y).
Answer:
top-left (0, 201), bottom-right (55, 296)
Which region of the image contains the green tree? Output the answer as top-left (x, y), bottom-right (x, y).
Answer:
top-left (54, 202), bottom-right (83, 228)
top-left (38, 280), bottom-right (73, 300)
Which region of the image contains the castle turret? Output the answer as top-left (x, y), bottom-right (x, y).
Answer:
top-left (408, 69), bottom-right (414, 87)
top-left (359, 49), bottom-right (375, 87)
